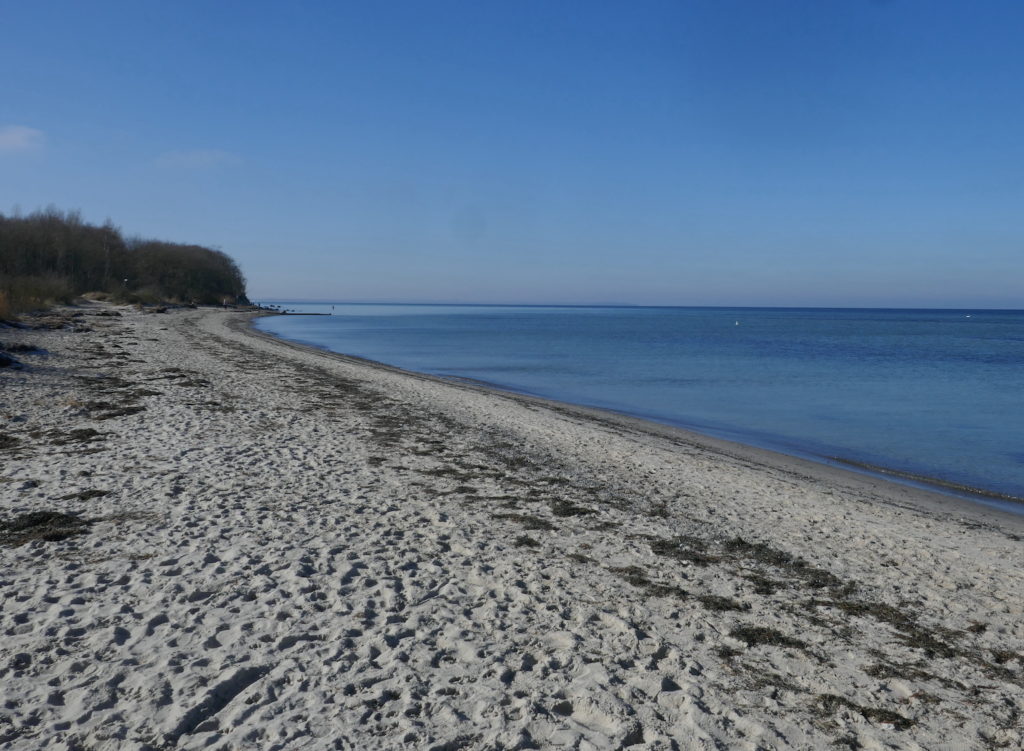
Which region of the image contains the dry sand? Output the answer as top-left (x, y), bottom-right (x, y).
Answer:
top-left (2, 302), bottom-right (1023, 750)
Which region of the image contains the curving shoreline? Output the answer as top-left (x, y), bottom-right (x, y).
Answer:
top-left (2, 303), bottom-right (1024, 749)
top-left (248, 310), bottom-right (1024, 528)
top-left (254, 306), bottom-right (1024, 513)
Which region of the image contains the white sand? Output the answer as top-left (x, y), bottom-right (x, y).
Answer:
top-left (2, 303), bottom-right (1023, 750)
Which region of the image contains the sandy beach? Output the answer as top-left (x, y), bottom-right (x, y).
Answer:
top-left (2, 302), bottom-right (1023, 750)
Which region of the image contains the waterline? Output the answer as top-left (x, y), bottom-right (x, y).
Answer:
top-left (255, 303), bottom-right (1024, 506)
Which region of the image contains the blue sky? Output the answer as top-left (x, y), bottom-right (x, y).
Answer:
top-left (1, 1), bottom-right (1022, 307)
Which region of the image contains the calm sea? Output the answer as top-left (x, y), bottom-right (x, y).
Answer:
top-left (255, 304), bottom-right (1024, 507)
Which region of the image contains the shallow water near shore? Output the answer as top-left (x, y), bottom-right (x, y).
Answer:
top-left (255, 303), bottom-right (1024, 503)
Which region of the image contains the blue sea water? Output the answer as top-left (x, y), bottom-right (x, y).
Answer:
top-left (255, 304), bottom-right (1024, 505)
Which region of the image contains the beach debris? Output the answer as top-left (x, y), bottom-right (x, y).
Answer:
top-left (493, 512), bottom-right (556, 531)
top-left (46, 427), bottom-right (106, 446)
top-left (60, 489), bottom-right (110, 501)
top-left (549, 499), bottom-right (597, 517)
top-left (1, 341), bottom-right (43, 354)
top-left (23, 311), bottom-right (91, 332)
top-left (815, 694), bottom-right (914, 730)
top-left (146, 367), bottom-right (210, 388)
top-left (698, 594), bottom-right (747, 612)
top-left (0, 511), bottom-right (93, 546)
top-left (730, 625), bottom-right (806, 650)
top-left (514, 535), bottom-right (540, 547)
top-left (88, 403), bottom-right (146, 420)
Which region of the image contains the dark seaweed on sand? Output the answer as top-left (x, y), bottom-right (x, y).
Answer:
top-left (0, 511), bottom-right (92, 546)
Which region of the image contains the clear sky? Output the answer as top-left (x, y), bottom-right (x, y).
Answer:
top-left (1, 1), bottom-right (1022, 307)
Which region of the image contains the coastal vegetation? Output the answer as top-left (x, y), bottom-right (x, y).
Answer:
top-left (0, 207), bottom-right (247, 319)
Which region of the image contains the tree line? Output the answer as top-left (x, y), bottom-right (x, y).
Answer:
top-left (0, 207), bottom-right (248, 318)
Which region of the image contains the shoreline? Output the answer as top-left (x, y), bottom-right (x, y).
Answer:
top-left (253, 311), bottom-right (1024, 516)
top-left (3, 303), bottom-right (1024, 749)
top-left (247, 313), bottom-right (1024, 530)
top-left (445, 373), bottom-right (1024, 513)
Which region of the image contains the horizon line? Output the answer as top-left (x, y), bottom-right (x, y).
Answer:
top-left (252, 299), bottom-right (1024, 312)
